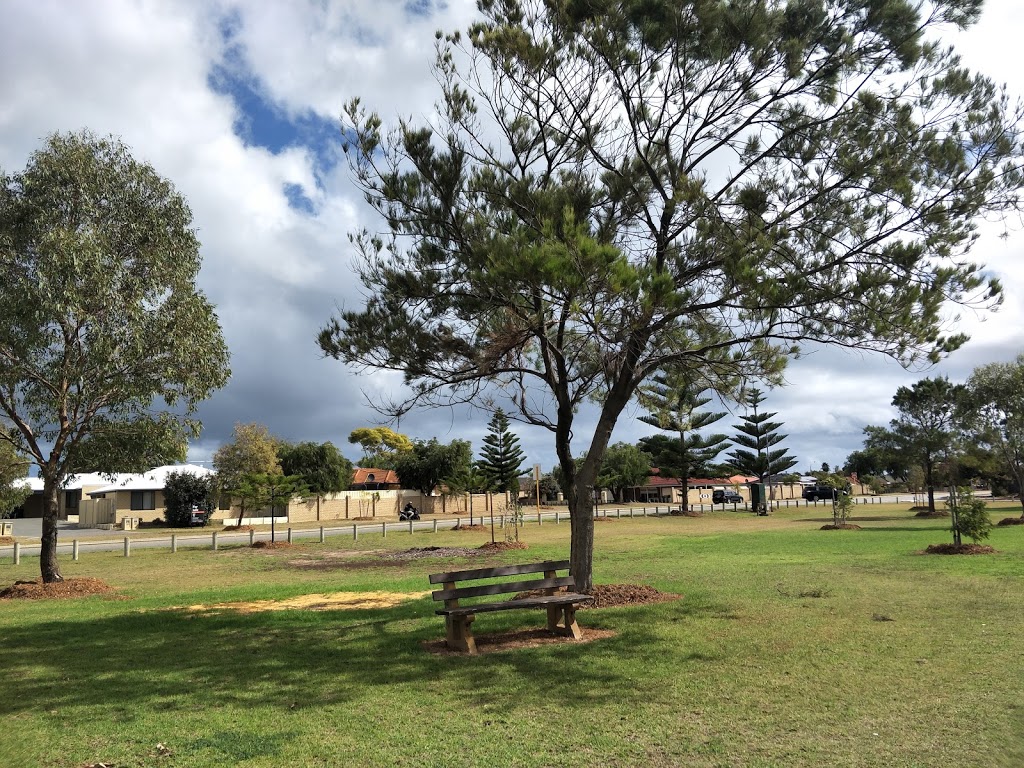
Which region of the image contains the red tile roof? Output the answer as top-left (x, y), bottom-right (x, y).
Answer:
top-left (351, 468), bottom-right (400, 486)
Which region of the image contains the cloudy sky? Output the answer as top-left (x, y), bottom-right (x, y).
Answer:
top-left (2, 0), bottom-right (1023, 475)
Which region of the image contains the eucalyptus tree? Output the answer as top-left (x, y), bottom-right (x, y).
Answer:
top-left (278, 440), bottom-right (353, 519)
top-left (0, 131), bottom-right (230, 582)
top-left (0, 437), bottom-right (30, 518)
top-left (320, 1), bottom-right (1024, 589)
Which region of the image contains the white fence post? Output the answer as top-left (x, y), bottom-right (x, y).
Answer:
top-left (171, 534), bottom-right (177, 553)
top-left (72, 539), bottom-right (79, 561)
top-left (123, 537), bottom-right (130, 558)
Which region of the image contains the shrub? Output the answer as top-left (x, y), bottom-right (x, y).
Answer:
top-left (946, 487), bottom-right (992, 544)
top-left (164, 471), bottom-right (214, 528)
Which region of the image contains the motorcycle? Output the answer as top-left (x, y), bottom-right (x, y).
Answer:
top-left (399, 505), bottom-right (420, 521)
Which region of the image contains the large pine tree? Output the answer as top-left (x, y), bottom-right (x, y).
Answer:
top-left (726, 389), bottom-right (797, 483)
top-left (478, 410), bottom-right (527, 494)
top-left (638, 374), bottom-right (729, 509)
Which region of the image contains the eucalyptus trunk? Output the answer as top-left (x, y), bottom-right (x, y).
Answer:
top-left (40, 480), bottom-right (63, 583)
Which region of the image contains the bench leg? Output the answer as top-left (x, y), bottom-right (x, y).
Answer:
top-left (546, 605), bottom-right (584, 640)
top-left (445, 614), bottom-right (477, 654)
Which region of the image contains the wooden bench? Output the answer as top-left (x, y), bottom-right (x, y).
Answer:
top-left (429, 559), bottom-right (594, 654)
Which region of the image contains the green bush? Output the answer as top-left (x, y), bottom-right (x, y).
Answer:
top-left (164, 471), bottom-right (214, 527)
top-left (946, 487), bottom-right (992, 543)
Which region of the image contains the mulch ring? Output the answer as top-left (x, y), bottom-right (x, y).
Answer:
top-left (997, 517), bottom-right (1024, 526)
top-left (0, 577), bottom-right (128, 600)
top-left (669, 510), bottom-right (703, 517)
top-left (820, 523), bottom-right (862, 530)
top-left (514, 583), bottom-right (681, 610)
top-left (923, 543), bottom-right (996, 555)
top-left (478, 541), bottom-right (528, 551)
top-left (251, 541), bottom-right (293, 550)
top-left (912, 507), bottom-right (949, 518)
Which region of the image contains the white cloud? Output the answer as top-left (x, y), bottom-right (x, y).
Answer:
top-left (2, 0), bottom-right (1023, 474)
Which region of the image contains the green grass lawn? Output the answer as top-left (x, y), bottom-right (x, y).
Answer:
top-left (1, 504), bottom-right (1022, 767)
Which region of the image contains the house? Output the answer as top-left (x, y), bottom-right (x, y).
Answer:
top-left (86, 464), bottom-right (214, 525)
top-left (14, 473), bottom-right (119, 519)
top-left (349, 467), bottom-right (401, 491)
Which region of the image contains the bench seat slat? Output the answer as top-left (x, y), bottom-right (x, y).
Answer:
top-left (432, 575), bottom-right (574, 602)
top-left (428, 559), bottom-right (570, 585)
top-left (436, 592), bottom-right (594, 617)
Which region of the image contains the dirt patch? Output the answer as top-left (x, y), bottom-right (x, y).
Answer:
top-left (593, 516), bottom-right (620, 522)
top-left (352, 516), bottom-right (376, 521)
top-left (669, 510), bottom-right (703, 517)
top-left (997, 517), bottom-right (1024, 526)
top-left (478, 541), bottom-right (529, 552)
top-left (820, 523), bottom-right (862, 530)
top-left (422, 627), bottom-right (618, 655)
top-left (0, 577), bottom-right (127, 600)
top-left (184, 590), bottom-right (430, 614)
top-left (514, 583), bottom-right (680, 609)
top-left (222, 525), bottom-right (254, 532)
top-left (377, 546), bottom-right (484, 561)
top-left (923, 543), bottom-right (996, 555)
top-left (251, 540), bottom-right (293, 549)
top-left (0, 535), bottom-right (15, 545)
top-left (913, 508), bottom-right (949, 517)
top-left (452, 523), bottom-right (487, 531)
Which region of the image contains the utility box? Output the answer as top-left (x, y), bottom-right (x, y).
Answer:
top-left (749, 483), bottom-right (769, 515)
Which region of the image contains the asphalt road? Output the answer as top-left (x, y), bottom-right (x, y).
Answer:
top-left (1, 491), bottom-right (982, 560)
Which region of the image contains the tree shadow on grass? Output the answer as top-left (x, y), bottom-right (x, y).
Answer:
top-left (0, 595), bottom-right (703, 719)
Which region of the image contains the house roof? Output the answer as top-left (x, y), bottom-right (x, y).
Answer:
top-left (88, 464), bottom-right (214, 495)
top-left (351, 467), bottom-right (400, 486)
top-left (18, 472), bottom-right (126, 494)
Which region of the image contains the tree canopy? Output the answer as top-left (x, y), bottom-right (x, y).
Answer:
top-left (597, 442), bottom-right (652, 503)
top-left (213, 422), bottom-right (281, 525)
top-left (394, 438), bottom-right (472, 496)
top-left (477, 409), bottom-right (527, 494)
top-left (891, 376), bottom-right (965, 515)
top-left (964, 355), bottom-right (1024, 517)
top-left (725, 388), bottom-right (798, 483)
top-left (638, 372), bottom-right (730, 505)
top-left (0, 437), bottom-right (30, 518)
top-left (0, 130), bottom-right (230, 581)
top-left (320, 1), bottom-right (1024, 588)
top-left (347, 426), bottom-right (413, 469)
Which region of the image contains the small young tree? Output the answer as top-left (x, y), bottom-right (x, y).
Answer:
top-left (477, 410), bottom-right (527, 494)
top-left (245, 473), bottom-right (308, 542)
top-left (163, 471), bottom-right (214, 528)
top-left (213, 423), bottom-right (282, 526)
top-left (946, 487), bottom-right (992, 545)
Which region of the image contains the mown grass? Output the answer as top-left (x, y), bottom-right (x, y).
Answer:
top-left (1, 503), bottom-right (1022, 767)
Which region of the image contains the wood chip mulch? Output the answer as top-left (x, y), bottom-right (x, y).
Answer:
top-left (251, 541), bottom-right (293, 549)
top-left (478, 541), bottom-right (528, 551)
top-left (514, 583), bottom-right (681, 609)
top-left (997, 517), bottom-right (1024, 526)
top-left (923, 543), bottom-right (996, 555)
top-left (820, 523), bottom-right (862, 530)
top-left (452, 523), bottom-right (487, 531)
top-left (0, 577), bottom-right (127, 600)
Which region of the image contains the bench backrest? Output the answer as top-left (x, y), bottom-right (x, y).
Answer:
top-left (429, 559), bottom-right (574, 605)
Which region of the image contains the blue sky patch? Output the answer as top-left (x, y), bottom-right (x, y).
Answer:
top-left (209, 11), bottom-right (341, 210)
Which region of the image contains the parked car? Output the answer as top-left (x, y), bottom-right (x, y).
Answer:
top-left (713, 489), bottom-right (743, 504)
top-left (802, 484), bottom-right (846, 502)
top-left (189, 506), bottom-right (209, 526)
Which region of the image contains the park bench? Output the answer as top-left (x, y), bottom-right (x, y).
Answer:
top-left (429, 559), bottom-right (594, 654)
